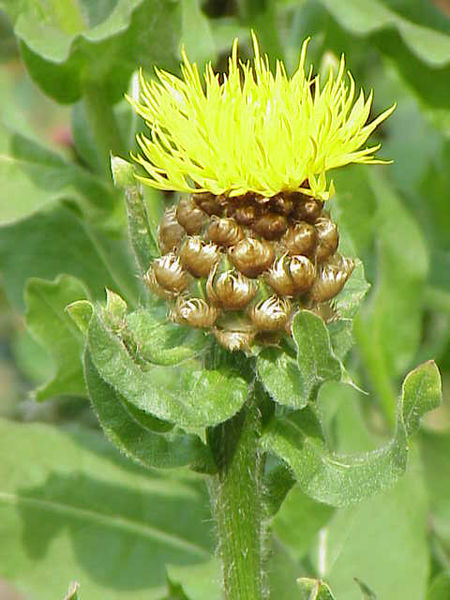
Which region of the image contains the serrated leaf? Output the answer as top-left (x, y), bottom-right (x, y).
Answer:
top-left (261, 361), bottom-right (441, 506)
top-left (87, 309), bottom-right (248, 428)
top-left (0, 418), bottom-right (213, 599)
top-left (0, 202), bottom-right (139, 311)
top-left (319, 0), bottom-right (450, 68)
top-left (25, 275), bottom-right (89, 400)
top-left (257, 347), bottom-right (308, 409)
top-left (297, 577), bottom-right (335, 599)
top-left (3, 0), bottom-right (181, 104)
top-left (84, 351), bottom-right (215, 472)
top-left (292, 311), bottom-right (342, 402)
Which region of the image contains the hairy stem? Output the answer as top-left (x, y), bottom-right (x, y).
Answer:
top-left (209, 390), bottom-right (266, 600)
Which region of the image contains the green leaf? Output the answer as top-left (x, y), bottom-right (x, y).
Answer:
top-left (0, 202), bottom-right (139, 312)
top-left (25, 275), bottom-right (89, 400)
top-left (319, 0), bottom-right (450, 68)
top-left (327, 260), bottom-right (370, 360)
top-left (3, 0), bottom-right (182, 104)
top-left (181, 0), bottom-right (216, 69)
top-left (0, 123), bottom-right (114, 224)
top-left (273, 484), bottom-right (334, 561)
top-left (125, 309), bottom-right (208, 366)
top-left (313, 455), bottom-right (429, 600)
top-left (124, 184), bottom-right (160, 275)
top-left (354, 578), bottom-right (377, 599)
top-left (257, 347), bottom-right (308, 409)
top-left (427, 573), bottom-right (450, 600)
top-left (292, 311), bottom-right (342, 402)
top-left (297, 578), bottom-right (335, 599)
top-left (84, 351), bottom-right (215, 472)
top-left (0, 418), bottom-right (213, 599)
top-left (63, 581), bottom-right (80, 600)
top-left (261, 361), bottom-right (441, 506)
top-left (87, 308), bottom-right (248, 428)
top-left (165, 560), bottom-right (221, 600)
top-left (365, 171), bottom-right (429, 377)
top-left (421, 430), bottom-right (450, 552)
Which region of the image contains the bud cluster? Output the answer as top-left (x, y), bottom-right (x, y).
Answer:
top-left (145, 191), bottom-right (354, 351)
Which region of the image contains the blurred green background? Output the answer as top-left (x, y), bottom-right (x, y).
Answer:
top-left (0, 1), bottom-right (450, 599)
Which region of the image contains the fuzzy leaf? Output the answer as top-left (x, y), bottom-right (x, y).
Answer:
top-left (261, 361), bottom-right (441, 506)
top-left (292, 311), bottom-right (342, 402)
top-left (25, 275), bottom-right (89, 400)
top-left (0, 418), bottom-right (213, 599)
top-left (84, 351), bottom-right (215, 472)
top-left (125, 309), bottom-right (208, 366)
top-left (87, 308), bottom-right (248, 428)
top-left (124, 184), bottom-right (160, 275)
top-left (257, 347), bottom-right (307, 409)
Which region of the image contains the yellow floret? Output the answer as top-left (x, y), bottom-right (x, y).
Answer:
top-left (128, 33), bottom-right (395, 200)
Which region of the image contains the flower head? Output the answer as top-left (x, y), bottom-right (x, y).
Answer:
top-left (129, 33), bottom-right (394, 200)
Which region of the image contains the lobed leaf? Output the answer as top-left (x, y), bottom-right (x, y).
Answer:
top-left (261, 361), bottom-right (441, 506)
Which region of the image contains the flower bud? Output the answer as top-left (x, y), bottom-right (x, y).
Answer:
top-left (253, 212), bottom-right (288, 240)
top-left (176, 197), bottom-right (207, 234)
top-left (295, 197), bottom-right (323, 223)
top-left (249, 295), bottom-right (291, 331)
top-left (213, 328), bottom-right (255, 352)
top-left (265, 255), bottom-right (315, 296)
top-left (207, 216), bottom-right (245, 247)
top-left (283, 221), bottom-right (317, 256)
top-left (144, 266), bottom-right (172, 299)
top-left (309, 256), bottom-right (355, 303)
top-left (207, 268), bottom-right (256, 310)
top-left (153, 252), bottom-right (188, 293)
top-left (271, 193), bottom-right (295, 215)
top-left (232, 203), bottom-right (259, 226)
top-left (315, 217), bottom-right (339, 262)
top-left (159, 208), bottom-right (185, 253)
top-left (179, 237), bottom-right (220, 277)
top-left (192, 192), bottom-right (223, 216)
top-left (229, 238), bottom-right (275, 278)
top-left (173, 297), bottom-right (219, 328)
top-left (290, 255), bottom-right (316, 293)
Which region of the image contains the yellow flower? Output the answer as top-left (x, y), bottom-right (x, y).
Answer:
top-left (128, 33), bottom-right (395, 201)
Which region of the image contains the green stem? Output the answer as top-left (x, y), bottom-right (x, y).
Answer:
top-left (83, 82), bottom-right (124, 174)
top-left (208, 391), bottom-right (266, 600)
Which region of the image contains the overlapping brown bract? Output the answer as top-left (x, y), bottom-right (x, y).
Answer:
top-left (145, 191), bottom-right (354, 351)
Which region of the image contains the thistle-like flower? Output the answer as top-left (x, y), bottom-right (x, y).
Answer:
top-left (129, 34), bottom-right (394, 351)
